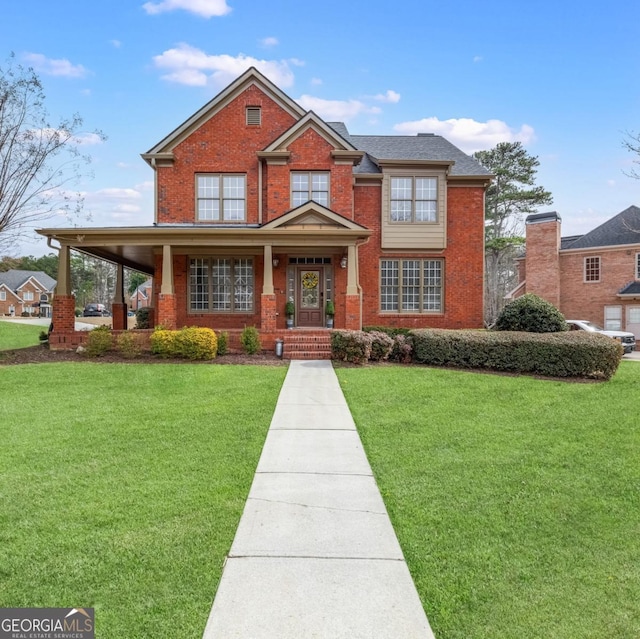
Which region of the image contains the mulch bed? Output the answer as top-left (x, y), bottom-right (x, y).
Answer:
top-left (0, 344), bottom-right (287, 366)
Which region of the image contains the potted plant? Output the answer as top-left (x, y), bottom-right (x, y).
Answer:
top-left (285, 298), bottom-right (295, 329)
top-left (325, 299), bottom-right (335, 328)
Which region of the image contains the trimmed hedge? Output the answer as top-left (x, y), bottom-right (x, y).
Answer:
top-left (411, 329), bottom-right (622, 380)
top-left (495, 293), bottom-right (567, 333)
top-left (331, 330), bottom-right (373, 364)
top-left (363, 325), bottom-right (412, 337)
top-left (150, 326), bottom-right (217, 360)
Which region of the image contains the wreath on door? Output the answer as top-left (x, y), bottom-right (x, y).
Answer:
top-left (302, 272), bottom-right (319, 289)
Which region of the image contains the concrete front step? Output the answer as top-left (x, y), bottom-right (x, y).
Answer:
top-left (283, 350), bottom-right (332, 360)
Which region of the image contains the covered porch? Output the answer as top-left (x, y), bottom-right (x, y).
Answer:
top-left (38, 213), bottom-right (371, 351)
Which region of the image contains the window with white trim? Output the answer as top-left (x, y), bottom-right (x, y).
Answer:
top-left (22, 291), bottom-right (34, 301)
top-left (0, 290), bottom-right (6, 301)
top-left (189, 257), bottom-right (253, 313)
top-left (380, 259), bottom-right (443, 312)
top-left (291, 172), bottom-right (329, 208)
top-left (390, 177), bottom-right (437, 222)
top-left (604, 305), bottom-right (622, 330)
top-left (584, 256), bottom-right (600, 282)
top-left (196, 174), bottom-right (246, 222)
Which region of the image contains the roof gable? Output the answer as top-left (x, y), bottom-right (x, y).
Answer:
top-left (0, 283), bottom-right (21, 300)
top-left (0, 270), bottom-right (56, 292)
top-left (261, 201), bottom-right (367, 231)
top-left (564, 205), bottom-right (640, 250)
top-left (143, 67), bottom-right (306, 159)
top-left (263, 112), bottom-right (358, 153)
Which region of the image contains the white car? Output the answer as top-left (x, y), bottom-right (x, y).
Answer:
top-left (566, 319), bottom-right (636, 353)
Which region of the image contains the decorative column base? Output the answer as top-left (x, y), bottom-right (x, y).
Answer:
top-left (261, 294), bottom-right (277, 332)
top-left (157, 293), bottom-right (177, 330)
top-left (52, 294), bottom-right (76, 333)
top-left (111, 303), bottom-right (128, 331)
top-left (344, 294), bottom-right (361, 330)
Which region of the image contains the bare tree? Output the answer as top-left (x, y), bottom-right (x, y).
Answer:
top-left (0, 54), bottom-right (104, 251)
top-left (623, 131), bottom-right (640, 180)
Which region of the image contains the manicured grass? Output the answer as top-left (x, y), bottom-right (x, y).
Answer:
top-left (0, 320), bottom-right (44, 350)
top-left (336, 363), bottom-right (640, 639)
top-left (0, 363), bottom-right (287, 638)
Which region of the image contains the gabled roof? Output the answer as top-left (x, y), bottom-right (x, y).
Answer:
top-left (562, 205), bottom-right (640, 250)
top-left (261, 201), bottom-right (368, 231)
top-left (618, 281), bottom-right (640, 296)
top-left (326, 124), bottom-right (491, 177)
top-left (0, 283), bottom-right (21, 300)
top-left (143, 67), bottom-right (306, 161)
top-left (0, 270), bottom-right (56, 292)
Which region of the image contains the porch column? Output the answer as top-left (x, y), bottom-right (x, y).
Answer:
top-left (112, 263), bottom-right (127, 330)
top-left (345, 243), bottom-right (361, 330)
top-left (261, 244), bottom-right (277, 332)
top-left (158, 245), bottom-right (177, 329)
top-left (51, 244), bottom-right (76, 347)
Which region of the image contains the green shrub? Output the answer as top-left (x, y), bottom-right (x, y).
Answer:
top-left (84, 325), bottom-right (113, 357)
top-left (390, 334), bottom-right (413, 363)
top-left (411, 328), bottom-right (622, 380)
top-left (174, 327), bottom-right (217, 360)
top-left (150, 328), bottom-right (178, 358)
top-left (116, 331), bottom-right (142, 359)
top-left (75, 308), bottom-right (82, 317)
top-left (495, 294), bottom-right (567, 333)
top-left (331, 330), bottom-right (373, 364)
top-left (135, 307), bottom-right (152, 329)
top-left (368, 331), bottom-right (394, 362)
top-left (38, 330), bottom-right (49, 342)
top-left (363, 325), bottom-right (412, 337)
top-left (240, 326), bottom-right (261, 355)
top-left (216, 331), bottom-right (229, 356)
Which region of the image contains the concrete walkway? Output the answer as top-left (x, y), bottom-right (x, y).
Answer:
top-left (202, 360), bottom-right (435, 639)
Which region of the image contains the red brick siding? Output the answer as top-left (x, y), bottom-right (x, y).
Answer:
top-left (525, 220), bottom-right (561, 307)
top-left (354, 184), bottom-right (485, 329)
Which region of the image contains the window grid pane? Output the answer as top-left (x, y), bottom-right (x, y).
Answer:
top-left (234, 259), bottom-right (253, 312)
top-left (190, 258), bottom-right (209, 311)
top-left (212, 259), bottom-right (231, 310)
top-left (585, 257), bottom-right (600, 281)
top-left (197, 174), bottom-right (245, 222)
top-left (391, 176), bottom-right (437, 223)
top-left (380, 260), bottom-right (399, 311)
top-left (292, 172), bottom-right (329, 207)
top-left (189, 258), bottom-right (254, 313)
top-left (423, 260), bottom-right (442, 311)
top-left (402, 260), bottom-right (420, 311)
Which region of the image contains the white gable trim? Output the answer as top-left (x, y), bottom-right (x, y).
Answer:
top-left (261, 201), bottom-right (367, 231)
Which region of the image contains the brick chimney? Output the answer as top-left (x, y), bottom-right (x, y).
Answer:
top-left (525, 212), bottom-right (561, 308)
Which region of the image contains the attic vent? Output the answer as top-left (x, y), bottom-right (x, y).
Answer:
top-left (246, 107), bottom-right (261, 125)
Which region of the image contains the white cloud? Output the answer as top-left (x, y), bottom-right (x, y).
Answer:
top-left (73, 132), bottom-right (104, 146)
top-left (23, 53), bottom-right (88, 78)
top-left (473, 55), bottom-right (483, 63)
top-left (373, 90), bottom-right (400, 104)
top-left (94, 188), bottom-right (142, 200)
top-left (310, 77), bottom-right (322, 86)
top-left (114, 203), bottom-right (142, 213)
top-left (152, 44), bottom-right (298, 88)
top-left (142, 0), bottom-right (231, 18)
top-left (393, 117), bottom-right (535, 153)
top-left (296, 95), bottom-right (380, 121)
top-left (110, 39), bottom-right (122, 48)
top-left (260, 36), bottom-right (279, 48)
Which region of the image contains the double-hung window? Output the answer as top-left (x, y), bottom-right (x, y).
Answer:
top-left (0, 291), bottom-right (6, 301)
top-left (196, 174), bottom-right (246, 222)
top-left (584, 256), bottom-right (600, 282)
top-left (189, 257), bottom-right (254, 313)
top-left (291, 172), bottom-right (329, 208)
top-left (380, 259), bottom-right (443, 312)
top-left (22, 291), bottom-right (34, 301)
top-left (390, 177), bottom-right (437, 222)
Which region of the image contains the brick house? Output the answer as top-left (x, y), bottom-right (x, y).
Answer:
top-left (129, 278), bottom-right (153, 311)
top-left (37, 67), bottom-right (490, 351)
top-left (0, 270), bottom-right (56, 317)
top-left (511, 205), bottom-right (640, 337)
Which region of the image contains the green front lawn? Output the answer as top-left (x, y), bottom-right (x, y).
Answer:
top-left (0, 363), bottom-right (287, 638)
top-left (0, 320), bottom-right (44, 350)
top-left (336, 363), bottom-right (640, 639)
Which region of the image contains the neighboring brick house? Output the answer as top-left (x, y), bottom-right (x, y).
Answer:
top-left (37, 67), bottom-right (491, 350)
top-left (129, 278), bottom-right (153, 311)
top-left (511, 205), bottom-right (640, 337)
top-left (0, 270), bottom-right (56, 317)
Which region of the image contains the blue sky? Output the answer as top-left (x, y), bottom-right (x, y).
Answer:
top-left (2, 0), bottom-right (639, 255)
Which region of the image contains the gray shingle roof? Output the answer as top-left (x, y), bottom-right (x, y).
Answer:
top-left (0, 270), bottom-right (56, 291)
top-left (563, 205), bottom-right (640, 249)
top-left (326, 123), bottom-right (491, 177)
top-left (619, 281), bottom-right (640, 295)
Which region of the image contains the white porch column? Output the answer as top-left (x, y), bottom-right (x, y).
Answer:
top-left (347, 243), bottom-right (358, 295)
top-left (263, 244), bottom-right (274, 295)
top-left (114, 263), bottom-right (124, 304)
top-left (56, 244), bottom-right (71, 295)
top-left (161, 245), bottom-right (174, 294)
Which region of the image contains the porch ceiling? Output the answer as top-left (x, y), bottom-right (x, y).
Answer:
top-left (36, 225), bottom-right (372, 274)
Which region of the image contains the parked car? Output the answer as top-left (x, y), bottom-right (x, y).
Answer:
top-left (566, 319), bottom-right (636, 353)
top-left (83, 303), bottom-right (109, 317)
